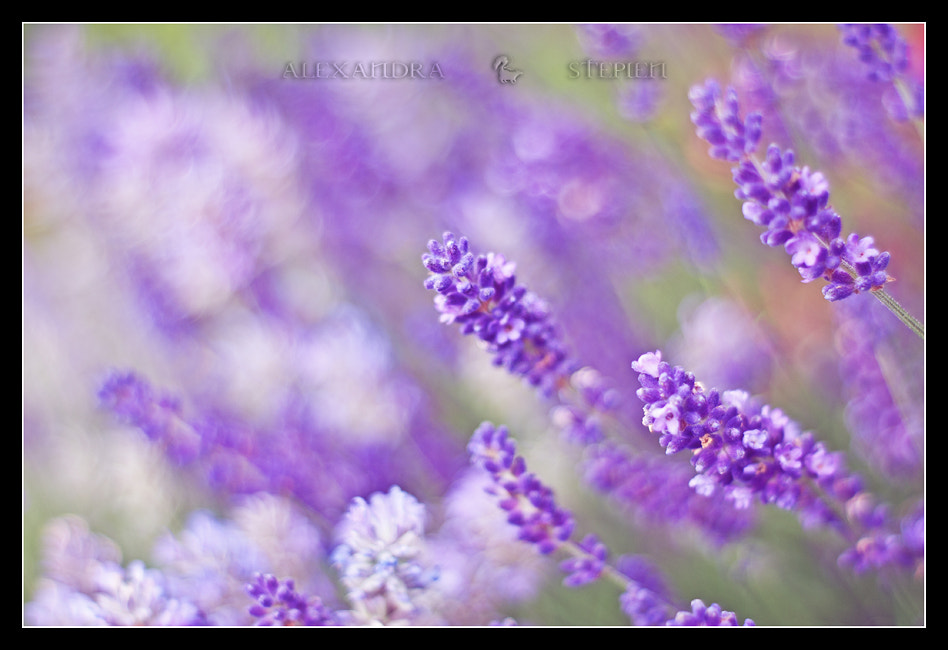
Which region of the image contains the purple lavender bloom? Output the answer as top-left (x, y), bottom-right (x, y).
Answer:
top-left (667, 599), bottom-right (755, 626)
top-left (423, 232), bottom-right (634, 448)
top-left (690, 79), bottom-right (895, 301)
top-left (246, 573), bottom-right (340, 626)
top-left (632, 352), bottom-right (854, 528)
top-left (839, 24), bottom-right (910, 84)
top-left (423, 232), bottom-right (576, 396)
top-left (468, 422), bottom-right (575, 555)
top-left (689, 79), bottom-right (763, 162)
top-left (632, 350), bottom-right (923, 574)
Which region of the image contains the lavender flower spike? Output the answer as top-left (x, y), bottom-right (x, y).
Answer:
top-left (839, 24), bottom-right (923, 121)
top-left (689, 79), bottom-right (897, 304)
top-left (688, 79), bottom-right (763, 162)
top-left (467, 422), bottom-right (575, 555)
top-left (632, 350), bottom-right (923, 575)
top-left (423, 232), bottom-right (619, 445)
top-left (632, 349), bottom-right (858, 521)
top-left (422, 232), bottom-right (575, 396)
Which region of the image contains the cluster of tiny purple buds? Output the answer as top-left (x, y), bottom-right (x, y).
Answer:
top-left (838, 24), bottom-right (910, 84)
top-left (667, 599), bottom-right (754, 627)
top-left (689, 79), bottom-right (893, 301)
top-left (838, 24), bottom-right (924, 122)
top-left (689, 79), bottom-right (763, 162)
top-left (467, 422), bottom-right (575, 555)
top-left (424, 232), bottom-right (616, 445)
top-left (467, 424), bottom-right (621, 591)
top-left (423, 232), bottom-right (575, 397)
top-left (632, 350), bottom-right (923, 575)
top-left (246, 573), bottom-right (340, 626)
top-left (631, 351), bottom-right (861, 531)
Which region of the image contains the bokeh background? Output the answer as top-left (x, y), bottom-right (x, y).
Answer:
top-left (23, 23), bottom-right (924, 626)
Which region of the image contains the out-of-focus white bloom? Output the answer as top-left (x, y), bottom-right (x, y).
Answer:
top-left (331, 486), bottom-right (438, 625)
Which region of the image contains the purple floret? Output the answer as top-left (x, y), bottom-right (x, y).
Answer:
top-left (468, 422), bottom-right (575, 556)
top-left (246, 573), bottom-right (340, 626)
top-left (690, 80), bottom-right (894, 300)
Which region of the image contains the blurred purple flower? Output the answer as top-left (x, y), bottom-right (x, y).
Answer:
top-left (26, 517), bottom-right (206, 626)
top-left (575, 24), bottom-right (643, 59)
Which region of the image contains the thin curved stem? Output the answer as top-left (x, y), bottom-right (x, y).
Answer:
top-left (872, 288), bottom-right (925, 340)
top-left (812, 235), bottom-right (924, 341)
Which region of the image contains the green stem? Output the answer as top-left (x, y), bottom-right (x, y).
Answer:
top-left (872, 288), bottom-right (925, 340)
top-left (893, 76), bottom-right (925, 141)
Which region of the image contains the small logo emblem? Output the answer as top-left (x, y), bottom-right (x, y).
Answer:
top-left (493, 55), bottom-right (523, 84)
